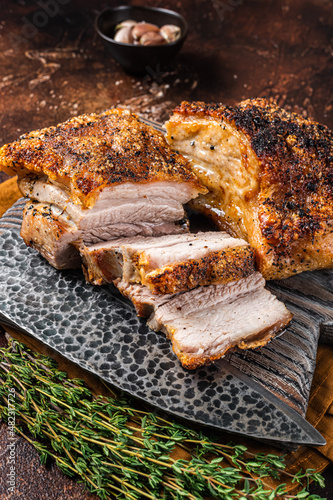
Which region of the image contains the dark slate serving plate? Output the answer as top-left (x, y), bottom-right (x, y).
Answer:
top-left (0, 199), bottom-right (332, 446)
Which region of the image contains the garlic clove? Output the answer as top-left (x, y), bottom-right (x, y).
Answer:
top-left (160, 24), bottom-right (181, 43)
top-left (140, 31), bottom-right (166, 46)
top-left (132, 22), bottom-right (160, 41)
top-left (114, 26), bottom-right (134, 44)
top-left (115, 19), bottom-right (137, 32)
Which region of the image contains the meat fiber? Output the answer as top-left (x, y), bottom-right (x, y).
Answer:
top-left (0, 109), bottom-right (205, 268)
top-left (115, 273), bottom-right (293, 369)
top-left (165, 99), bottom-right (333, 280)
top-left (81, 231), bottom-right (255, 294)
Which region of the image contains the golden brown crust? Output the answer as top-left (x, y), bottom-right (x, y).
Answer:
top-left (0, 108), bottom-right (204, 208)
top-left (141, 246), bottom-right (255, 294)
top-left (172, 99), bottom-right (333, 279)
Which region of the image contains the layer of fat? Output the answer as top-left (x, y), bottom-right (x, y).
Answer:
top-left (165, 114), bottom-right (261, 239)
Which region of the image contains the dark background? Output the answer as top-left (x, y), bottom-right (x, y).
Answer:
top-left (0, 0), bottom-right (332, 148)
top-left (0, 0), bottom-right (332, 498)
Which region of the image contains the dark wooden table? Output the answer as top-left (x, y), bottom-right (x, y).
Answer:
top-left (0, 0), bottom-right (332, 498)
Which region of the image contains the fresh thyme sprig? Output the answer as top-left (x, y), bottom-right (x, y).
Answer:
top-left (0, 339), bottom-right (326, 499)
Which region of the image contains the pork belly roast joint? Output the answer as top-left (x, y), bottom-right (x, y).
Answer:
top-left (165, 98), bottom-right (333, 280)
top-left (0, 108), bottom-right (206, 269)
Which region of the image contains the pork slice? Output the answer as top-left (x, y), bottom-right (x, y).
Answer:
top-left (123, 231), bottom-right (237, 271)
top-left (82, 231), bottom-right (254, 292)
top-left (148, 273), bottom-right (292, 368)
top-left (121, 232), bottom-right (220, 284)
top-left (81, 233), bottom-right (204, 285)
top-left (121, 231), bottom-right (255, 294)
top-left (115, 273), bottom-right (293, 369)
top-left (21, 201), bottom-right (81, 269)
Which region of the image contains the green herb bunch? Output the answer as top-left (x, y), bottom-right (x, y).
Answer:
top-left (0, 339), bottom-right (326, 500)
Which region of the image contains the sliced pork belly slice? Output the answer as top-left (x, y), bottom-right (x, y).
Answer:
top-left (120, 231), bottom-right (254, 294)
top-left (165, 99), bottom-right (333, 279)
top-left (115, 273), bottom-right (293, 369)
top-left (81, 232), bottom-right (255, 294)
top-left (18, 177), bottom-right (193, 229)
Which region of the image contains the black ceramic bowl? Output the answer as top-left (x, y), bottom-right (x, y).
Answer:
top-left (95, 5), bottom-right (188, 73)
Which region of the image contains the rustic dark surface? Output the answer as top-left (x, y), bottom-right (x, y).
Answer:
top-left (0, 426), bottom-right (98, 500)
top-left (0, 0), bottom-right (332, 498)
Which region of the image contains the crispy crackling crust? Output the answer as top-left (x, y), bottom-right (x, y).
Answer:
top-left (0, 108), bottom-right (205, 208)
top-left (173, 99), bottom-right (333, 251)
top-left (141, 246), bottom-right (255, 294)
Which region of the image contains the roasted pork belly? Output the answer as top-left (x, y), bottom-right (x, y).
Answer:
top-left (0, 109), bottom-right (205, 268)
top-left (1, 105), bottom-right (296, 370)
top-left (115, 273), bottom-right (293, 369)
top-left (81, 231), bottom-right (255, 294)
top-left (1, 109), bottom-right (204, 207)
top-left (165, 99), bottom-right (333, 280)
